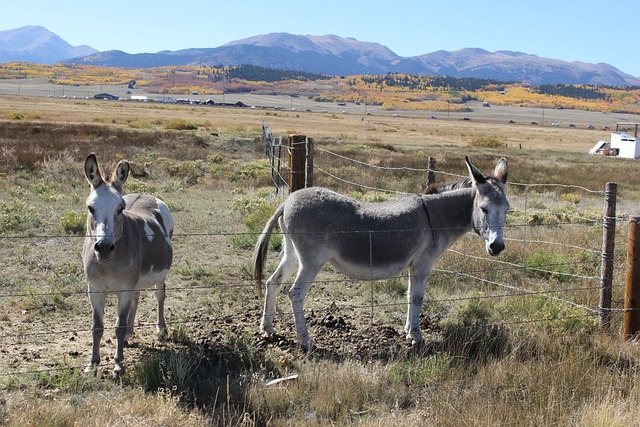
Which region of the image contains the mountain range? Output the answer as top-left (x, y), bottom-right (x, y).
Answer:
top-left (0, 26), bottom-right (97, 64)
top-left (1, 25), bottom-right (639, 86)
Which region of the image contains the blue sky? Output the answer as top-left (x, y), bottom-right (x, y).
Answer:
top-left (2, 0), bottom-right (639, 77)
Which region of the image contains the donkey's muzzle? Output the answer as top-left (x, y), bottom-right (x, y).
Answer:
top-left (488, 241), bottom-right (505, 256)
top-left (94, 240), bottom-right (116, 262)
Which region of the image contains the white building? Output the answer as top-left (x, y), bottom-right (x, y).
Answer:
top-left (610, 132), bottom-right (640, 159)
top-left (589, 123), bottom-right (640, 159)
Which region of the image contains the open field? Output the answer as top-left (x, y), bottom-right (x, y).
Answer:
top-left (2, 78), bottom-right (640, 127)
top-left (2, 93), bottom-right (640, 425)
top-left (1, 86), bottom-right (640, 154)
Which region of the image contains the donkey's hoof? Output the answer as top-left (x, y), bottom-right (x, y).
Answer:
top-left (406, 334), bottom-right (424, 346)
top-left (300, 339), bottom-right (316, 352)
top-left (260, 325), bottom-right (277, 337)
top-left (84, 360), bottom-right (101, 375)
top-left (113, 363), bottom-right (125, 379)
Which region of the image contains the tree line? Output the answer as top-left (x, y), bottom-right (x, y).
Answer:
top-left (202, 65), bottom-right (332, 83)
top-left (534, 84), bottom-right (609, 100)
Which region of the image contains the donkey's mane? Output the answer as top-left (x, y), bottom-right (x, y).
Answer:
top-left (424, 174), bottom-right (501, 195)
top-left (425, 177), bottom-right (472, 195)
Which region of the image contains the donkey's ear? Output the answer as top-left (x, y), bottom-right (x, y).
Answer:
top-left (112, 160), bottom-right (130, 189)
top-left (84, 154), bottom-right (104, 188)
top-left (493, 157), bottom-right (508, 184)
top-left (465, 156), bottom-right (486, 186)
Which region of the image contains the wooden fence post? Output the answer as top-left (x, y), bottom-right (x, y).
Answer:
top-left (623, 217), bottom-right (640, 340)
top-left (426, 156), bottom-right (436, 188)
top-left (288, 134), bottom-right (307, 192)
top-left (599, 182), bottom-right (617, 331)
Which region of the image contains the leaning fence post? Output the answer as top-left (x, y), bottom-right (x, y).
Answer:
top-left (426, 156), bottom-right (436, 188)
top-left (305, 137), bottom-right (314, 188)
top-left (288, 134), bottom-right (307, 192)
top-left (623, 217), bottom-right (640, 339)
top-left (599, 182), bottom-right (617, 331)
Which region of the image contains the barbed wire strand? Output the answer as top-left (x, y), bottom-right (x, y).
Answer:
top-left (317, 147), bottom-right (605, 194)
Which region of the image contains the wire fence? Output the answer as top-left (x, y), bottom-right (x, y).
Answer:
top-left (310, 144), bottom-right (619, 321)
top-left (0, 136), bottom-right (628, 378)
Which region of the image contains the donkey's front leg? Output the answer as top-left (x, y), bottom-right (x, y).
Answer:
top-left (125, 290), bottom-right (140, 344)
top-left (155, 280), bottom-right (167, 337)
top-left (114, 292), bottom-right (134, 377)
top-left (86, 290), bottom-right (106, 372)
top-left (405, 269), bottom-right (430, 345)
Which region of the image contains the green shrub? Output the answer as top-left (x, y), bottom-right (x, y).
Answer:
top-left (0, 200), bottom-right (42, 234)
top-left (389, 354), bottom-right (453, 387)
top-left (524, 250), bottom-right (575, 282)
top-left (440, 321), bottom-right (510, 362)
top-left (6, 112), bottom-right (24, 120)
top-left (468, 135), bottom-right (506, 148)
top-left (164, 119), bottom-right (198, 130)
top-left (60, 210), bottom-right (86, 234)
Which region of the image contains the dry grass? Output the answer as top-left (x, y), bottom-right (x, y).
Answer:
top-left (2, 95), bottom-right (640, 426)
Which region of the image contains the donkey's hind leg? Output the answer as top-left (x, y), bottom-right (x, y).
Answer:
top-left (288, 264), bottom-right (322, 350)
top-left (261, 233), bottom-right (298, 337)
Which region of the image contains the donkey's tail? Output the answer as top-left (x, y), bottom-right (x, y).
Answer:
top-left (253, 202), bottom-right (285, 295)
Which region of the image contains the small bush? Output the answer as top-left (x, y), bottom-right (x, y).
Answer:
top-left (389, 354), bottom-right (453, 387)
top-left (231, 195), bottom-right (283, 250)
top-left (525, 250), bottom-right (575, 282)
top-left (60, 210), bottom-right (86, 235)
top-left (468, 135), bottom-right (506, 148)
top-left (7, 112), bottom-right (24, 120)
top-left (0, 199), bottom-right (42, 234)
top-left (440, 321), bottom-right (510, 362)
top-left (164, 119), bottom-right (198, 130)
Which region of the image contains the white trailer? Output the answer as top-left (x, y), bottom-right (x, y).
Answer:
top-left (589, 123), bottom-right (640, 159)
top-left (610, 131), bottom-right (640, 158)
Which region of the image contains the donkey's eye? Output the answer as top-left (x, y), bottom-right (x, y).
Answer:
top-left (117, 206), bottom-right (125, 215)
top-left (481, 207), bottom-right (488, 214)
top-left (88, 206), bottom-right (95, 216)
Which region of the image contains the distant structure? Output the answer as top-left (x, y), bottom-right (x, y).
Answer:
top-left (590, 123), bottom-right (640, 159)
top-left (93, 93), bottom-right (119, 100)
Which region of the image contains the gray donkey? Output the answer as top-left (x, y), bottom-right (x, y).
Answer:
top-left (254, 156), bottom-right (509, 349)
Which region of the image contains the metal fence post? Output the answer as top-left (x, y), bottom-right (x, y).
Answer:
top-left (599, 182), bottom-right (617, 330)
top-left (624, 217), bottom-right (640, 339)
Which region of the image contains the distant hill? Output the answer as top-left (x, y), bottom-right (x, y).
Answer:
top-left (2, 26), bottom-right (638, 86)
top-left (409, 48), bottom-right (639, 86)
top-left (0, 26), bottom-right (98, 63)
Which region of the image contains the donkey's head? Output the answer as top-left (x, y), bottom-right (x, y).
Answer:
top-left (84, 154), bottom-right (130, 262)
top-left (466, 156), bottom-right (509, 256)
